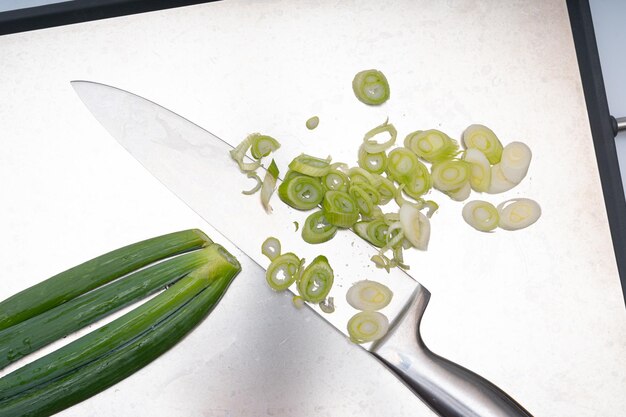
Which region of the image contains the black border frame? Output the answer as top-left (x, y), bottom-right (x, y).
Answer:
top-left (567, 0), bottom-right (626, 306)
top-left (0, 0), bottom-right (218, 36)
top-left (1, 0), bottom-right (625, 305)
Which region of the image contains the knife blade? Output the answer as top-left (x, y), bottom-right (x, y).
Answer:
top-left (72, 80), bottom-right (532, 417)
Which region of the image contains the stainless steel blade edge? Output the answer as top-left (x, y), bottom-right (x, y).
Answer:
top-left (71, 80), bottom-right (420, 347)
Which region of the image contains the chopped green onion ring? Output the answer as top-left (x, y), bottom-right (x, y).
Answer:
top-left (462, 200), bottom-right (499, 232)
top-left (292, 295), bottom-right (305, 309)
top-left (487, 163), bottom-right (517, 194)
top-left (322, 191), bottom-right (360, 228)
top-left (266, 252), bottom-right (300, 291)
top-left (463, 148), bottom-right (491, 192)
top-left (289, 154), bottom-right (331, 177)
top-left (363, 120), bottom-right (397, 153)
top-left (358, 144), bottom-right (387, 174)
top-left (346, 280), bottom-right (393, 311)
top-left (249, 134), bottom-right (281, 159)
top-left (399, 203), bottom-right (430, 251)
top-left (402, 162), bottom-right (432, 199)
top-left (352, 69), bottom-right (390, 106)
top-left (500, 141), bottom-right (532, 184)
top-left (404, 129), bottom-right (459, 163)
top-left (431, 159), bottom-right (470, 192)
top-left (306, 116), bottom-right (320, 130)
top-left (319, 297), bottom-right (335, 314)
top-left (230, 135), bottom-right (263, 172)
top-left (445, 181), bottom-right (471, 202)
top-left (261, 237), bottom-right (281, 261)
top-left (302, 210), bottom-right (338, 244)
top-left (297, 255), bottom-right (334, 303)
top-left (462, 124), bottom-right (503, 164)
top-left (423, 200), bottom-right (439, 218)
top-left (242, 172), bottom-right (262, 195)
top-left (347, 311), bottom-right (389, 343)
top-left (348, 167), bottom-right (377, 186)
top-left (497, 198), bottom-right (541, 230)
top-left (386, 148), bottom-right (421, 184)
top-left (322, 169), bottom-right (350, 192)
top-left (278, 173), bottom-right (325, 210)
top-left (375, 175), bottom-right (396, 205)
top-left (350, 184), bottom-right (377, 216)
top-left (260, 159), bottom-right (280, 212)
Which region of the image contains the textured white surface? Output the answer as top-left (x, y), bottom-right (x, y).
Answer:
top-left (0, 1), bottom-right (625, 416)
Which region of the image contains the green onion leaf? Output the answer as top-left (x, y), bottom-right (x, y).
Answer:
top-left (352, 69), bottom-right (390, 106)
top-left (302, 210), bottom-right (338, 244)
top-left (297, 255), bottom-right (334, 303)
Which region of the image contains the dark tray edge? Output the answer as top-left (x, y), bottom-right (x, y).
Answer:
top-left (567, 0), bottom-right (626, 307)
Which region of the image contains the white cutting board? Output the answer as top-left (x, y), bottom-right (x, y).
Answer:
top-left (0, 1), bottom-right (625, 416)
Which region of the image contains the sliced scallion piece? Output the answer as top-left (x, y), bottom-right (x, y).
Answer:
top-left (399, 203), bottom-right (430, 251)
top-left (386, 148), bottom-right (420, 184)
top-left (249, 134), bottom-right (281, 159)
top-left (352, 69), bottom-right (390, 106)
top-left (322, 168), bottom-right (350, 192)
top-left (278, 173), bottom-right (325, 210)
top-left (292, 295), bottom-right (305, 309)
top-left (322, 191), bottom-right (360, 228)
top-left (242, 172), bottom-right (262, 195)
top-left (302, 210), bottom-right (338, 244)
top-left (497, 198), bottom-right (541, 230)
top-left (402, 162), bottom-right (432, 199)
top-left (261, 237), bottom-right (281, 261)
top-left (363, 120), bottom-right (397, 153)
top-left (266, 253), bottom-right (301, 291)
top-left (306, 116), bottom-right (320, 130)
top-left (487, 163), bottom-right (517, 194)
top-left (431, 159), bottom-right (470, 192)
top-left (358, 144), bottom-right (387, 174)
top-left (348, 167), bottom-right (377, 186)
top-left (462, 200), bottom-right (499, 232)
top-left (288, 154), bottom-right (331, 177)
top-left (375, 175), bottom-right (396, 205)
top-left (445, 181), bottom-right (471, 202)
top-left (404, 129), bottom-right (459, 163)
top-left (297, 255), bottom-right (334, 303)
top-left (319, 297), bottom-right (335, 314)
top-left (462, 124), bottom-right (503, 164)
top-left (462, 148), bottom-right (491, 192)
top-left (260, 159), bottom-right (280, 212)
top-left (347, 311), bottom-right (389, 343)
top-left (346, 280), bottom-right (393, 311)
top-left (500, 141), bottom-right (532, 184)
top-left (230, 135), bottom-right (263, 172)
top-left (423, 200), bottom-right (439, 218)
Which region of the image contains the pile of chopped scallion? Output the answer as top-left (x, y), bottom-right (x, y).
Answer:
top-left (231, 69), bottom-right (541, 343)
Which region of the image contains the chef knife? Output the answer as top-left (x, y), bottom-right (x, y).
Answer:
top-left (72, 80), bottom-right (532, 417)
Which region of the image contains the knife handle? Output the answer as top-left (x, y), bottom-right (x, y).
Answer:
top-left (371, 288), bottom-right (533, 417)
